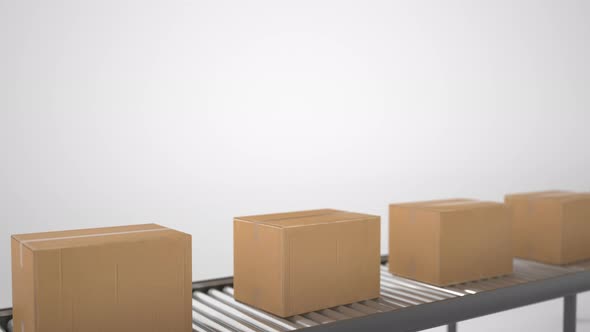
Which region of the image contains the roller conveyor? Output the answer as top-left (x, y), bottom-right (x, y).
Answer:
top-left (190, 256), bottom-right (590, 332)
top-left (1, 256), bottom-right (589, 332)
top-left (0, 309), bottom-right (10, 332)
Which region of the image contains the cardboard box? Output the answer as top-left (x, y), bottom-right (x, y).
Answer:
top-left (234, 209), bottom-right (380, 317)
top-left (11, 224), bottom-right (192, 332)
top-left (389, 199), bottom-right (512, 286)
top-left (505, 191), bottom-right (590, 265)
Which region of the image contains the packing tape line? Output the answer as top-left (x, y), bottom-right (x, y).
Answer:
top-left (427, 200), bottom-right (477, 206)
top-left (19, 227), bottom-right (169, 269)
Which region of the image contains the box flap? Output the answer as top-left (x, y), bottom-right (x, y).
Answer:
top-left (422, 200), bottom-right (504, 212)
top-left (390, 199), bottom-right (471, 208)
top-left (11, 224), bottom-right (181, 251)
top-left (548, 192), bottom-right (590, 203)
top-left (504, 190), bottom-right (590, 205)
top-left (236, 210), bottom-right (378, 228)
top-left (505, 190), bottom-right (572, 200)
top-left (392, 199), bottom-right (503, 212)
top-left (236, 209), bottom-right (340, 223)
top-left (513, 192), bottom-right (590, 204)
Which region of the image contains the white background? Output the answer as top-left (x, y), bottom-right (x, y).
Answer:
top-left (1, 0), bottom-right (590, 329)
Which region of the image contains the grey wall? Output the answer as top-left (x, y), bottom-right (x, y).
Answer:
top-left (1, 0), bottom-right (590, 309)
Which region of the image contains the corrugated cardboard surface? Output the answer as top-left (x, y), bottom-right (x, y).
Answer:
top-left (505, 191), bottom-right (590, 265)
top-left (234, 209), bottom-right (380, 317)
top-left (11, 224), bottom-right (192, 332)
top-left (389, 199), bottom-right (512, 286)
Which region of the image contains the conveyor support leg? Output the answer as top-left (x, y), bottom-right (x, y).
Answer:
top-left (447, 322), bottom-right (457, 332)
top-left (564, 294), bottom-right (577, 332)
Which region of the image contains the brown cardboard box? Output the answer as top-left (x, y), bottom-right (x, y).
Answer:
top-left (234, 209), bottom-right (380, 317)
top-left (505, 191), bottom-right (590, 265)
top-left (389, 199), bottom-right (512, 286)
top-left (11, 224), bottom-right (192, 332)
